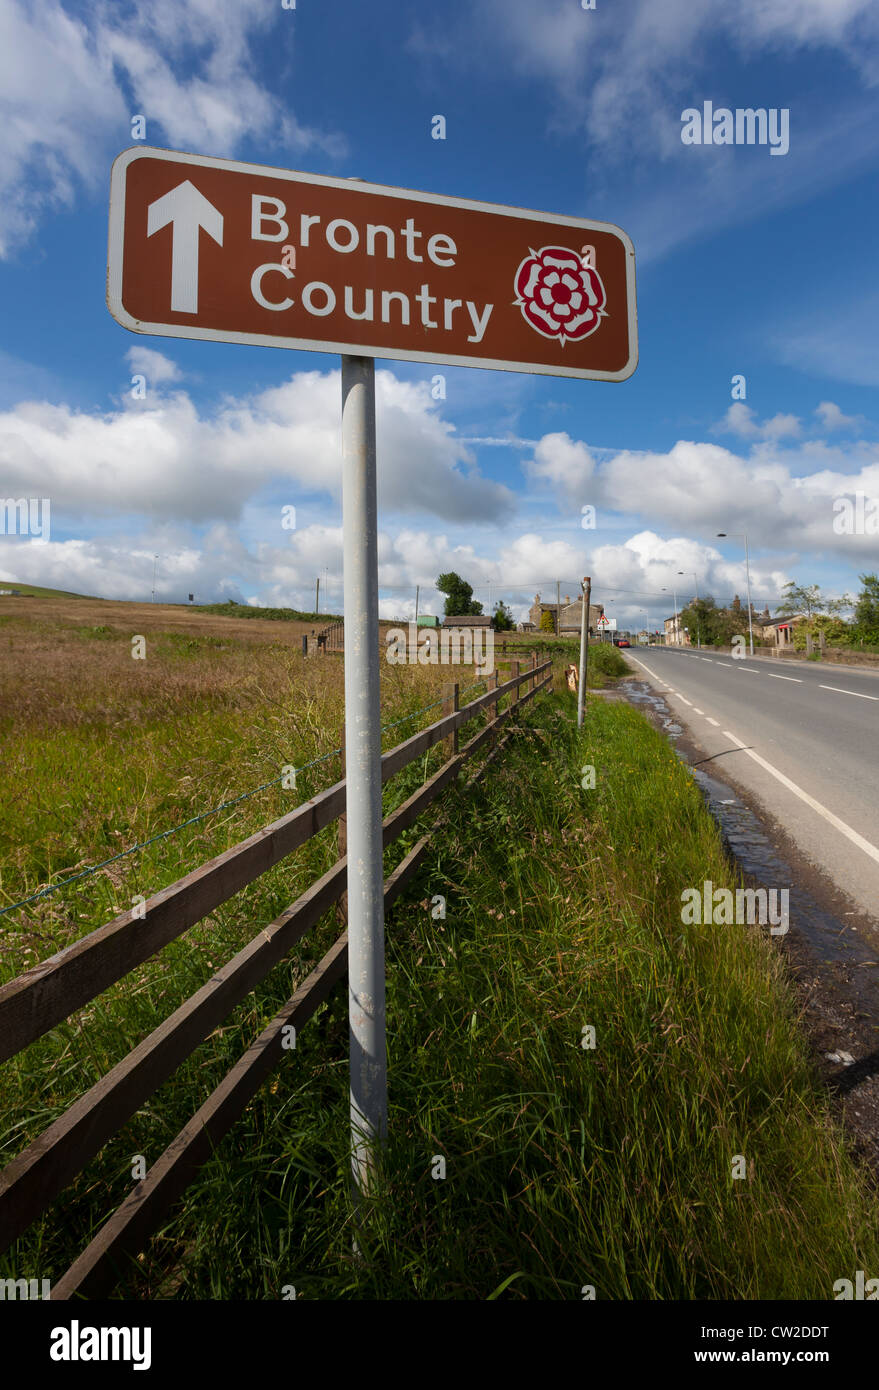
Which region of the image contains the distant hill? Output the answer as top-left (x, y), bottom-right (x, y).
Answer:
top-left (0, 581), bottom-right (98, 599)
top-left (198, 601), bottom-right (339, 623)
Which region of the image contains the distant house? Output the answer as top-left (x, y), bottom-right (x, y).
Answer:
top-left (528, 592), bottom-right (605, 635)
top-left (517, 620), bottom-right (536, 633)
top-left (442, 614), bottom-right (492, 628)
top-left (761, 614), bottom-right (805, 648)
top-left (664, 614), bottom-right (690, 646)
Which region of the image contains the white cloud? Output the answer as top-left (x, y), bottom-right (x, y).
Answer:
top-left (413, 1), bottom-right (879, 263)
top-left (465, 0), bottom-right (879, 146)
top-left (712, 404), bottom-right (761, 438)
top-left (815, 400), bottom-right (864, 431)
top-left (125, 347), bottom-right (182, 385)
top-left (712, 405), bottom-right (801, 440)
top-left (524, 429), bottom-right (879, 560)
top-left (526, 432), bottom-right (597, 495)
top-left (0, 367), bottom-right (516, 524)
top-left (0, 0), bottom-right (346, 256)
top-left (585, 530), bottom-right (791, 625)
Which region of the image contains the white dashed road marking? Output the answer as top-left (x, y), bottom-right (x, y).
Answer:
top-left (819, 684), bottom-right (879, 702)
top-left (769, 674), bottom-right (802, 682)
top-left (722, 730), bottom-right (879, 867)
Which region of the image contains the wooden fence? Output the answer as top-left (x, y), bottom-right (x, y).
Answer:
top-left (0, 655), bottom-right (553, 1298)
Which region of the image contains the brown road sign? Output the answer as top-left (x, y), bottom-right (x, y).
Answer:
top-left (108, 147), bottom-right (637, 381)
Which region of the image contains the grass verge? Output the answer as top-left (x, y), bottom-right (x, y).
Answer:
top-left (5, 671), bottom-right (876, 1298)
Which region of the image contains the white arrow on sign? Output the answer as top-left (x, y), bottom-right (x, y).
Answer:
top-left (146, 181), bottom-right (223, 315)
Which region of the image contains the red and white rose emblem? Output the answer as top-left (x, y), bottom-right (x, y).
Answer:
top-left (514, 246), bottom-right (607, 344)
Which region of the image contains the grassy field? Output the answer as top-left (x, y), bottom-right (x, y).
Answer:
top-left (0, 581), bottom-right (97, 599)
top-left (1, 601), bottom-right (876, 1298)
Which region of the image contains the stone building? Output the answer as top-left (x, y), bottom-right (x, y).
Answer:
top-left (528, 592), bottom-right (605, 635)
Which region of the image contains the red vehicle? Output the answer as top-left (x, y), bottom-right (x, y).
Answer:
top-left (614, 637), bottom-right (631, 648)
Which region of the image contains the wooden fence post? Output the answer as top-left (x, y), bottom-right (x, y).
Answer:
top-left (489, 670), bottom-right (499, 748)
top-left (336, 725), bottom-right (348, 925)
top-left (510, 660), bottom-right (520, 717)
top-left (530, 649), bottom-right (537, 693)
top-left (442, 681), bottom-right (459, 761)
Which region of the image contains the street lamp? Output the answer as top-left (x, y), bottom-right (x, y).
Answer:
top-left (678, 569), bottom-right (702, 648)
top-left (717, 533), bottom-right (754, 655)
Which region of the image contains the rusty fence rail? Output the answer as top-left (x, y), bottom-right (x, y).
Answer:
top-left (0, 654), bottom-right (553, 1297)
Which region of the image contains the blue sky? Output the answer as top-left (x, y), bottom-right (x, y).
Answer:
top-left (1, 0), bottom-right (878, 629)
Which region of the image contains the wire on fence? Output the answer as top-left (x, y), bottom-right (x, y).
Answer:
top-left (0, 672), bottom-right (500, 919)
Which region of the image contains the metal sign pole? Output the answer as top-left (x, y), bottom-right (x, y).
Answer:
top-left (577, 575), bottom-right (590, 729)
top-left (340, 355), bottom-right (386, 1195)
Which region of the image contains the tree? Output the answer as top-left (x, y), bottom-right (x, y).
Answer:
top-left (853, 573), bottom-right (879, 642)
top-left (776, 580), bottom-right (853, 640)
top-left (493, 600), bottom-right (514, 632)
top-left (435, 571), bottom-right (483, 617)
top-left (776, 581), bottom-right (840, 620)
top-left (539, 609), bottom-right (555, 633)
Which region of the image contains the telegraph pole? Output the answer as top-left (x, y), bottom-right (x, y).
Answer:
top-left (577, 576), bottom-right (590, 728)
top-left (414, 584), bottom-right (420, 623)
top-left (315, 576), bottom-right (320, 615)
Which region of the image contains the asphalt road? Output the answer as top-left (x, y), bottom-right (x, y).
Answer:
top-left (624, 646), bottom-right (879, 921)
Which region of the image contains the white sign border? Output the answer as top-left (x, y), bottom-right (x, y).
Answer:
top-left (108, 145), bottom-right (638, 382)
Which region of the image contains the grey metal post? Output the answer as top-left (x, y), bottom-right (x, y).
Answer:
top-left (744, 534), bottom-right (754, 656)
top-left (577, 575), bottom-right (590, 728)
top-left (693, 573), bottom-right (701, 649)
top-left (340, 355), bottom-right (386, 1194)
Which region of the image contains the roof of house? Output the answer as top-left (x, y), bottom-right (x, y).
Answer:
top-left (763, 614), bottom-right (805, 627)
top-left (442, 614), bottom-right (492, 627)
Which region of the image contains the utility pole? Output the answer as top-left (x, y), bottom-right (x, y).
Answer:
top-left (717, 532), bottom-right (755, 656)
top-left (577, 576), bottom-right (590, 728)
top-left (676, 570), bottom-right (700, 648)
top-left (556, 579), bottom-right (561, 634)
top-left (744, 535), bottom-right (754, 656)
top-left (315, 576), bottom-right (320, 615)
top-left (152, 554), bottom-right (159, 604)
top-left (414, 584), bottom-right (420, 623)
top-left (692, 573), bottom-right (701, 649)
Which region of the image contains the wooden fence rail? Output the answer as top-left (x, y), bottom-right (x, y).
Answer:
top-left (0, 657), bottom-right (553, 1294)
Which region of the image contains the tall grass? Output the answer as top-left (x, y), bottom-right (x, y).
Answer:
top-left (3, 646), bottom-right (876, 1298)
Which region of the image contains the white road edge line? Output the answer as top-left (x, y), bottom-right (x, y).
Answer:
top-left (721, 730), bottom-right (879, 867)
top-left (819, 684), bottom-right (879, 702)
